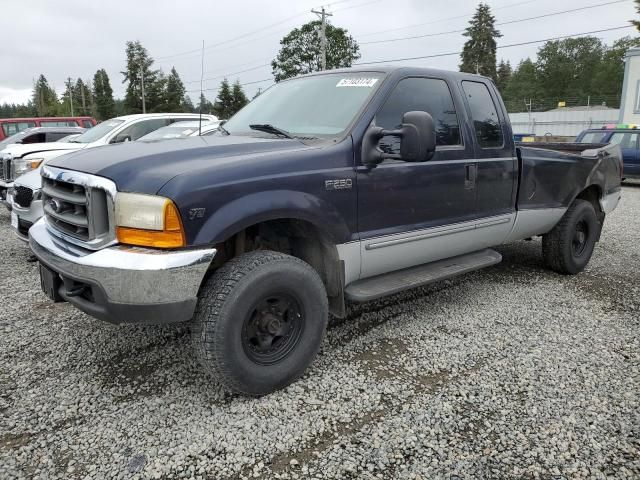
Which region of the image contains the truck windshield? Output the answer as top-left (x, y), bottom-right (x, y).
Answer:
top-left (223, 72), bottom-right (385, 139)
top-left (69, 119), bottom-right (124, 143)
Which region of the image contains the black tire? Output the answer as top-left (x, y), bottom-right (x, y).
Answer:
top-left (192, 250), bottom-right (328, 396)
top-left (542, 199), bottom-right (600, 275)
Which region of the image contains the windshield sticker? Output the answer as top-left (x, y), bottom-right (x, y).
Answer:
top-left (336, 78), bottom-right (378, 88)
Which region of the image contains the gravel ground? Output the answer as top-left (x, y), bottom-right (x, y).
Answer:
top-left (1, 184), bottom-right (639, 480)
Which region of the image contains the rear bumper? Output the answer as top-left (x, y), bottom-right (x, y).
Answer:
top-left (28, 219), bottom-right (216, 324)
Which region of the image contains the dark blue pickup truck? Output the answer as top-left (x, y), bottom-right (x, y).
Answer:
top-left (29, 67), bottom-right (623, 395)
top-left (576, 127), bottom-right (640, 179)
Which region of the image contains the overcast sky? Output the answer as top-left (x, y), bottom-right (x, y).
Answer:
top-left (0, 0), bottom-right (636, 106)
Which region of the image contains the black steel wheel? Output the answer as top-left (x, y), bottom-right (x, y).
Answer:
top-left (242, 293), bottom-right (304, 365)
top-left (542, 199), bottom-right (600, 275)
top-left (192, 250), bottom-right (328, 396)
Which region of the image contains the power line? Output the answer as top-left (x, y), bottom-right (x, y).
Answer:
top-left (355, 25), bottom-right (634, 65)
top-left (185, 77), bottom-right (274, 95)
top-left (353, 0), bottom-right (537, 39)
top-left (184, 63), bottom-right (271, 85)
top-left (359, 0), bottom-right (630, 45)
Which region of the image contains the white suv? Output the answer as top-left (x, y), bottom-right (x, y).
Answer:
top-left (1, 113), bottom-right (217, 210)
top-left (8, 113), bottom-right (217, 241)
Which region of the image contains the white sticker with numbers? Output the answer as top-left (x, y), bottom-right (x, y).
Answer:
top-left (336, 78), bottom-right (378, 87)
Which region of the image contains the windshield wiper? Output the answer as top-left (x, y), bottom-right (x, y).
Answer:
top-left (218, 122), bottom-right (230, 136)
top-left (249, 124), bottom-right (293, 139)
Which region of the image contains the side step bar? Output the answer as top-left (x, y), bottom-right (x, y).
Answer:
top-left (345, 249), bottom-right (502, 302)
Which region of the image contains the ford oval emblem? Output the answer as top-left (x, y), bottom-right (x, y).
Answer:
top-left (49, 198), bottom-right (63, 213)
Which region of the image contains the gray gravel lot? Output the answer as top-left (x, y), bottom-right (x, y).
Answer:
top-left (1, 185), bottom-right (639, 479)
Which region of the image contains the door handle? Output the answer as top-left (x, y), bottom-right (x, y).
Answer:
top-left (465, 164), bottom-right (477, 189)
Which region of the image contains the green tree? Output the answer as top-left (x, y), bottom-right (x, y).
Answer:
top-left (230, 80), bottom-right (248, 116)
top-left (593, 36), bottom-right (640, 103)
top-left (502, 58), bottom-right (541, 111)
top-left (32, 75), bottom-right (59, 116)
top-left (183, 95), bottom-right (196, 113)
top-left (93, 69), bottom-right (115, 120)
top-left (213, 78), bottom-right (234, 119)
top-left (197, 93), bottom-right (215, 115)
top-left (272, 20), bottom-right (360, 81)
top-left (496, 60), bottom-right (512, 93)
top-left (74, 79), bottom-right (92, 116)
top-left (459, 3), bottom-right (502, 80)
top-left (121, 40), bottom-right (161, 114)
top-left (633, 0), bottom-right (640, 31)
top-left (535, 37), bottom-right (605, 100)
top-left (165, 67), bottom-right (188, 112)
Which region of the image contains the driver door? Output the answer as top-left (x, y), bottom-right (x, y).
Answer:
top-left (356, 76), bottom-right (478, 279)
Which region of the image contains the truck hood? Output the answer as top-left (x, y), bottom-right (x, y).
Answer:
top-left (46, 135), bottom-right (312, 193)
top-left (2, 142), bottom-right (83, 159)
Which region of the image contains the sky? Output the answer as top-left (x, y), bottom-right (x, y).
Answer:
top-left (0, 0), bottom-right (636, 106)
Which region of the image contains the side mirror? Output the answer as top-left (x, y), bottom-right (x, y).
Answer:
top-left (362, 111), bottom-right (436, 168)
top-left (111, 134), bottom-right (131, 144)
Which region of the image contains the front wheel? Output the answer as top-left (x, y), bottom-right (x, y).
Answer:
top-left (192, 250), bottom-right (328, 396)
top-left (542, 199), bottom-right (600, 275)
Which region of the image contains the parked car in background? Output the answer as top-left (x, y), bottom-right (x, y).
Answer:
top-left (27, 67), bottom-right (622, 395)
top-left (576, 125), bottom-right (640, 179)
top-left (0, 126), bottom-right (86, 150)
top-left (138, 120), bottom-right (221, 141)
top-left (1, 113), bottom-right (217, 209)
top-left (9, 113), bottom-right (217, 241)
top-left (0, 117), bottom-right (96, 141)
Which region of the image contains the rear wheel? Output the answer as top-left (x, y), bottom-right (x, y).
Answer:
top-left (192, 250), bottom-right (328, 396)
top-left (542, 199), bottom-right (600, 275)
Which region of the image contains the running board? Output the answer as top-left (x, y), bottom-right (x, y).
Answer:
top-left (345, 249), bottom-right (502, 302)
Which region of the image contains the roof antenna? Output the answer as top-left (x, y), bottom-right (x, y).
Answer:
top-left (198, 39), bottom-right (205, 136)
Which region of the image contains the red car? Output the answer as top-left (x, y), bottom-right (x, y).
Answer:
top-left (0, 117), bottom-right (96, 141)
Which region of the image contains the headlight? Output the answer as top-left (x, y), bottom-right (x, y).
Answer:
top-left (115, 192), bottom-right (186, 248)
top-left (11, 158), bottom-right (44, 178)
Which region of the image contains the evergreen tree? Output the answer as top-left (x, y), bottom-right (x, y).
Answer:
top-left (502, 58), bottom-right (541, 111)
top-left (213, 79), bottom-right (234, 119)
top-left (183, 95), bottom-right (196, 113)
top-left (165, 67), bottom-right (187, 112)
top-left (272, 20), bottom-right (360, 81)
top-left (145, 70), bottom-right (168, 113)
top-left (93, 69), bottom-right (115, 120)
top-left (32, 75), bottom-right (59, 116)
top-left (121, 40), bottom-right (161, 114)
top-left (74, 79), bottom-right (92, 116)
top-left (459, 3), bottom-right (502, 81)
top-left (496, 60), bottom-right (512, 93)
top-left (197, 93), bottom-right (215, 115)
top-left (230, 80), bottom-right (248, 116)
top-left (633, 0), bottom-right (640, 31)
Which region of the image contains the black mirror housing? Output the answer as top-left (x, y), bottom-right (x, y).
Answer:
top-left (112, 134), bottom-right (131, 144)
top-left (399, 111), bottom-right (436, 162)
top-left (362, 111), bottom-right (436, 168)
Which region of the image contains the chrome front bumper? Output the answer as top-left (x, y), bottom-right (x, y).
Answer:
top-left (29, 219), bottom-right (216, 324)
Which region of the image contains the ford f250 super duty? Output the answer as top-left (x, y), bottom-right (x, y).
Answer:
top-left (28, 67), bottom-right (623, 396)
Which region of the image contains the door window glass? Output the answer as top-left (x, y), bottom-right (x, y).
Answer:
top-left (578, 131), bottom-right (607, 143)
top-left (115, 119), bottom-right (169, 142)
top-left (376, 77), bottom-right (461, 152)
top-left (2, 122), bottom-right (36, 136)
top-left (82, 120), bottom-right (94, 128)
top-left (609, 132), bottom-right (638, 149)
top-left (461, 81), bottom-right (504, 148)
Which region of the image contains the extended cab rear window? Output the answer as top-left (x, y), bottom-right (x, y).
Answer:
top-left (462, 81), bottom-right (503, 148)
top-left (579, 131), bottom-right (607, 143)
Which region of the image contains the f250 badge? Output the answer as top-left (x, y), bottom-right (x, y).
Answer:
top-left (325, 179), bottom-right (353, 191)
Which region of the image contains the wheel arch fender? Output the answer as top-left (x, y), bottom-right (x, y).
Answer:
top-left (193, 189), bottom-right (352, 246)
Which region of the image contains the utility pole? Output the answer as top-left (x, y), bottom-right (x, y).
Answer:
top-left (311, 7), bottom-right (332, 70)
top-left (140, 66), bottom-right (146, 114)
top-left (66, 77), bottom-right (74, 116)
top-left (80, 82), bottom-right (86, 116)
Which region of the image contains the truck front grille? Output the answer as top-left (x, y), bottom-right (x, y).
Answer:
top-left (14, 185), bottom-right (33, 208)
top-left (0, 157), bottom-right (9, 181)
top-left (41, 166), bottom-right (116, 250)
